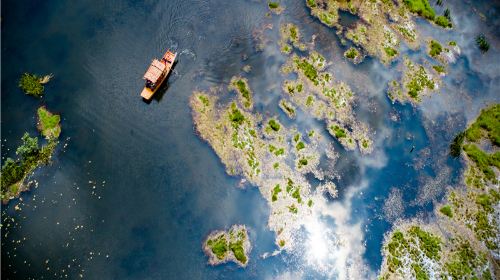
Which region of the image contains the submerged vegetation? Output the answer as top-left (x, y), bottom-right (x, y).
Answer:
top-left (475, 35), bottom-right (490, 53)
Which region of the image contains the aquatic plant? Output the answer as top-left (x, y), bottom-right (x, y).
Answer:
top-left (344, 47), bottom-right (358, 59)
top-left (449, 131), bottom-right (465, 157)
top-left (295, 58), bottom-right (318, 85)
top-left (384, 47), bottom-right (398, 57)
top-left (475, 35), bottom-right (489, 53)
top-left (271, 184), bottom-right (282, 202)
top-left (439, 205), bottom-right (453, 217)
top-left (228, 104), bottom-right (245, 127)
top-left (18, 73), bottom-right (44, 97)
top-left (268, 119), bottom-right (281, 132)
top-left (429, 40), bottom-right (443, 57)
top-left (296, 141), bottom-right (305, 150)
top-left (268, 2), bottom-right (279, 9)
top-left (432, 65), bottom-right (446, 74)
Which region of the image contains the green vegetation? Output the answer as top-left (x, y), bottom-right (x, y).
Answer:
top-left (296, 141), bottom-right (305, 150)
top-left (307, 0), bottom-right (316, 8)
top-left (288, 204), bottom-right (298, 214)
top-left (233, 79), bottom-right (252, 108)
top-left (406, 65), bottom-right (434, 100)
top-left (272, 184), bottom-right (282, 202)
top-left (229, 240), bottom-right (247, 264)
top-left (279, 240), bottom-right (285, 247)
top-left (229, 104), bottom-right (245, 127)
top-left (408, 226), bottom-right (441, 260)
top-left (464, 104), bottom-right (499, 146)
top-left (449, 131), bottom-right (465, 157)
top-left (463, 144), bottom-right (499, 182)
top-left (19, 73), bottom-right (44, 97)
top-left (205, 227), bottom-right (249, 265)
top-left (293, 133), bottom-right (300, 142)
top-left (476, 35), bottom-right (489, 53)
top-left (384, 47), bottom-right (398, 57)
top-left (385, 226), bottom-right (442, 276)
top-left (432, 65), bottom-right (445, 74)
top-left (445, 240), bottom-right (489, 279)
top-left (37, 107), bottom-right (61, 139)
top-left (439, 205), bottom-right (453, 217)
top-left (306, 95), bottom-right (314, 106)
top-left (298, 158), bottom-right (308, 168)
top-left (344, 47), bottom-right (358, 59)
top-left (429, 40), bottom-right (443, 57)
top-left (435, 15), bottom-right (451, 28)
top-left (268, 2), bottom-right (279, 9)
top-left (295, 58), bottom-right (318, 85)
top-left (280, 100), bottom-right (296, 117)
top-left (198, 95), bottom-right (210, 106)
top-left (268, 119), bottom-right (281, 132)
top-left (331, 125), bottom-right (346, 138)
top-left (403, 0), bottom-right (435, 20)
top-left (291, 186), bottom-right (302, 203)
top-left (307, 199), bottom-right (313, 207)
top-left (448, 41), bottom-right (457, 46)
top-left (1, 133), bottom-right (58, 201)
top-left (207, 235), bottom-right (228, 259)
top-left (362, 139), bottom-right (369, 149)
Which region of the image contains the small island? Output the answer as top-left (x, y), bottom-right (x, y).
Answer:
top-left (203, 225), bottom-right (251, 267)
top-left (18, 72), bottom-right (52, 98)
top-left (1, 106), bottom-right (61, 203)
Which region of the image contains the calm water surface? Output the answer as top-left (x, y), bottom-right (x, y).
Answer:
top-left (1, 0), bottom-right (499, 279)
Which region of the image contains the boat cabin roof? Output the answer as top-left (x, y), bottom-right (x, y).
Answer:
top-left (143, 59), bottom-right (165, 82)
top-left (163, 51), bottom-right (176, 63)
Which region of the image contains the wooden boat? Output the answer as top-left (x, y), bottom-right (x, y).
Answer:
top-left (140, 50), bottom-right (177, 100)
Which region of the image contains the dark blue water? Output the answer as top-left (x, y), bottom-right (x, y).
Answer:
top-left (2, 0), bottom-right (499, 279)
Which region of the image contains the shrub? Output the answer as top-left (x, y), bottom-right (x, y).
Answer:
top-left (19, 73), bottom-right (44, 97)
